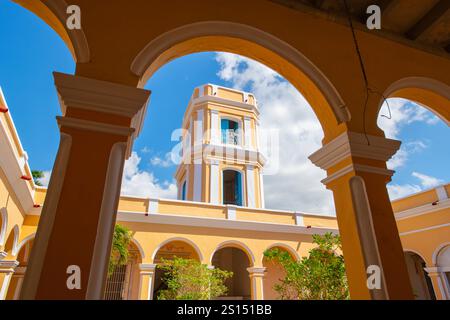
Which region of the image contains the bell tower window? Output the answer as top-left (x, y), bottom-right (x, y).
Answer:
top-left (222, 170), bottom-right (243, 206)
top-left (181, 181), bottom-right (187, 201)
top-left (221, 119), bottom-right (240, 145)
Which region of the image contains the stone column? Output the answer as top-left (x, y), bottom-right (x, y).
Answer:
top-left (246, 165), bottom-right (256, 208)
top-left (309, 131), bottom-right (413, 300)
top-left (138, 263), bottom-right (157, 300)
top-left (0, 260), bottom-right (18, 299)
top-left (247, 266), bottom-right (266, 300)
top-left (20, 72), bottom-right (150, 300)
top-left (209, 160), bottom-right (220, 204)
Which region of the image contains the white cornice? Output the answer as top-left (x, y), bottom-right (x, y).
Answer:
top-left (321, 163), bottom-right (395, 185)
top-left (116, 211), bottom-right (338, 235)
top-left (54, 72), bottom-right (150, 119)
top-left (399, 222), bottom-right (450, 236)
top-left (56, 116), bottom-right (135, 137)
top-left (139, 263), bottom-right (157, 272)
top-left (395, 198), bottom-right (450, 221)
top-left (309, 131), bottom-right (401, 170)
top-left (0, 112), bottom-right (35, 213)
top-left (0, 260), bottom-right (19, 272)
top-left (247, 267), bottom-right (266, 275)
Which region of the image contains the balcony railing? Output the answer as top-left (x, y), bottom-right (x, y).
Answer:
top-left (222, 130), bottom-right (240, 146)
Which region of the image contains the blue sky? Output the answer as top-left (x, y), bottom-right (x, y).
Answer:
top-left (1, 1), bottom-right (448, 214)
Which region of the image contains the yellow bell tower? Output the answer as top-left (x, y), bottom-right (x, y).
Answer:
top-left (174, 84), bottom-right (266, 208)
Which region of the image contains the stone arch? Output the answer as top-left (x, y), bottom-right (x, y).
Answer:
top-left (210, 240), bottom-right (255, 265)
top-left (4, 233), bottom-right (34, 299)
top-left (103, 237), bottom-right (143, 300)
top-left (12, 0), bottom-right (89, 62)
top-left (262, 243), bottom-right (300, 265)
top-left (130, 238), bottom-right (145, 261)
top-left (130, 21), bottom-right (349, 141)
top-left (0, 208), bottom-right (7, 247)
top-left (4, 224), bottom-right (20, 256)
top-left (434, 244), bottom-right (450, 267)
top-left (15, 233), bottom-right (36, 257)
top-left (432, 242), bottom-right (450, 266)
top-left (382, 77), bottom-right (450, 126)
top-left (151, 237), bottom-right (203, 263)
top-left (262, 244), bottom-right (299, 300)
top-left (211, 240), bottom-right (254, 299)
top-left (404, 250), bottom-right (436, 300)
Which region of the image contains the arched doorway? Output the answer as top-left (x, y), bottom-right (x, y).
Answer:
top-left (404, 252), bottom-right (435, 300)
top-left (152, 239), bottom-right (201, 300)
top-left (103, 240), bottom-right (143, 300)
top-left (211, 245), bottom-right (252, 300)
top-left (262, 245), bottom-right (298, 300)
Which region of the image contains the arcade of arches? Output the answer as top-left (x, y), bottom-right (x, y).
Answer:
top-left (0, 0), bottom-right (449, 300)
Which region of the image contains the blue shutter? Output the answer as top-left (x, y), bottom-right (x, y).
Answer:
top-left (221, 119), bottom-right (228, 144)
top-left (235, 172), bottom-right (242, 206)
top-left (181, 181), bottom-right (187, 200)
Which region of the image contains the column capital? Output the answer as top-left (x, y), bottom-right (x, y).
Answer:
top-left (309, 132), bottom-right (400, 186)
top-left (53, 72), bottom-right (150, 157)
top-left (309, 131), bottom-right (401, 170)
top-left (247, 266), bottom-right (266, 277)
top-left (139, 263), bottom-right (157, 274)
top-left (0, 260), bottom-right (19, 273)
top-left (425, 266), bottom-right (450, 275)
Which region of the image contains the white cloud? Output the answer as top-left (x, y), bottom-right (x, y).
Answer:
top-left (121, 152), bottom-right (177, 199)
top-left (215, 53), bottom-right (334, 215)
top-left (378, 99), bottom-right (439, 139)
top-left (411, 171), bottom-right (444, 188)
top-left (150, 152), bottom-right (174, 168)
top-left (387, 140), bottom-right (428, 170)
top-left (387, 184), bottom-right (422, 200)
top-left (387, 171), bottom-right (444, 200)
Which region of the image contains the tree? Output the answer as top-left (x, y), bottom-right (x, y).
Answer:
top-left (264, 232), bottom-right (349, 300)
top-left (157, 257), bottom-right (233, 300)
top-left (31, 170), bottom-right (44, 186)
top-left (108, 224), bottom-right (132, 276)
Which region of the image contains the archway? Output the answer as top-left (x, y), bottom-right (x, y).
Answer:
top-left (404, 251), bottom-right (435, 300)
top-left (3, 225), bottom-right (19, 257)
top-left (5, 237), bottom-right (33, 300)
top-left (103, 240), bottom-right (143, 300)
top-left (262, 245), bottom-right (299, 300)
top-left (435, 245), bottom-right (450, 299)
top-left (0, 208), bottom-right (7, 247)
top-left (377, 96), bottom-right (449, 201)
top-left (152, 239), bottom-right (201, 300)
top-left (211, 243), bottom-right (253, 300)
top-left (132, 22), bottom-right (348, 142)
top-left (382, 77), bottom-right (450, 127)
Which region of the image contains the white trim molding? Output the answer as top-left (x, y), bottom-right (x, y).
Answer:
top-left (0, 208), bottom-right (7, 247)
top-left (130, 21), bottom-right (349, 124)
top-left (395, 198), bottom-right (450, 221)
top-left (53, 72), bottom-right (150, 158)
top-left (399, 223), bottom-right (450, 236)
top-left (383, 77), bottom-right (450, 126)
top-left (117, 211), bottom-right (338, 237)
top-left (309, 131), bottom-right (401, 170)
